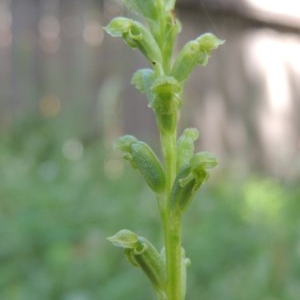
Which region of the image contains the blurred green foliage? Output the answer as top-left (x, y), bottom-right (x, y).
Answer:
top-left (1, 118), bottom-right (300, 300)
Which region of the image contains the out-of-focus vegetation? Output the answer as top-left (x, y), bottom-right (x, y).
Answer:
top-left (1, 118), bottom-right (300, 300)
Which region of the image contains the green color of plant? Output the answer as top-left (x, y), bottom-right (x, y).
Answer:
top-left (104, 1), bottom-right (224, 299)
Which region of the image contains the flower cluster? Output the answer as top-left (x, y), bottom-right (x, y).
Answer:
top-left (104, 1), bottom-right (224, 299)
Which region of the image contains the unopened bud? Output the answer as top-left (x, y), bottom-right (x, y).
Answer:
top-left (115, 136), bottom-right (166, 194)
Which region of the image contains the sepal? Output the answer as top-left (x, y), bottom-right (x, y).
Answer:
top-left (107, 229), bottom-right (139, 249)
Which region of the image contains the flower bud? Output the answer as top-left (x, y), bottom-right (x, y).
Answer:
top-left (125, 236), bottom-right (167, 293)
top-left (114, 135), bottom-right (138, 168)
top-left (161, 13), bottom-right (182, 72)
top-left (170, 165), bottom-right (196, 213)
top-left (103, 17), bottom-right (132, 37)
top-left (196, 33), bottom-right (225, 66)
top-left (107, 229), bottom-right (167, 296)
top-left (172, 33), bottom-right (225, 82)
top-left (177, 128), bottom-right (199, 172)
top-left (104, 17), bottom-right (162, 65)
top-left (115, 136), bottom-right (166, 193)
top-left (171, 40), bottom-right (200, 83)
top-left (150, 76), bottom-right (182, 134)
top-left (179, 152), bottom-right (218, 189)
top-left (171, 152), bottom-right (218, 213)
top-left (150, 76), bottom-right (182, 114)
top-left (131, 68), bottom-right (155, 103)
top-left (131, 141), bottom-right (166, 193)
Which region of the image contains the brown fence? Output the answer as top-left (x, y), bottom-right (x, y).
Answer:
top-left (1, 0), bottom-right (300, 178)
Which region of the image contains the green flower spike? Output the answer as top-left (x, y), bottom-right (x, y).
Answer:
top-left (105, 0), bottom-right (224, 298)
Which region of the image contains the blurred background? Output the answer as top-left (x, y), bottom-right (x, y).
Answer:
top-left (1, 0), bottom-right (300, 299)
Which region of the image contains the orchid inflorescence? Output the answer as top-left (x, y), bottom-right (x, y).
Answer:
top-left (104, 1), bottom-right (224, 299)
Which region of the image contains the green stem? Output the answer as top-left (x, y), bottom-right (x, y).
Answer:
top-left (165, 212), bottom-right (182, 300)
top-left (160, 128), bottom-right (184, 300)
top-left (161, 131), bottom-right (176, 195)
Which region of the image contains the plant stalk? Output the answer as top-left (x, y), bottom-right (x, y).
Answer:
top-left (160, 128), bottom-right (184, 300)
top-left (165, 212), bottom-right (182, 300)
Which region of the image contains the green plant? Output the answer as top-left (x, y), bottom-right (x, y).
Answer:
top-left (104, 1), bottom-right (224, 299)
